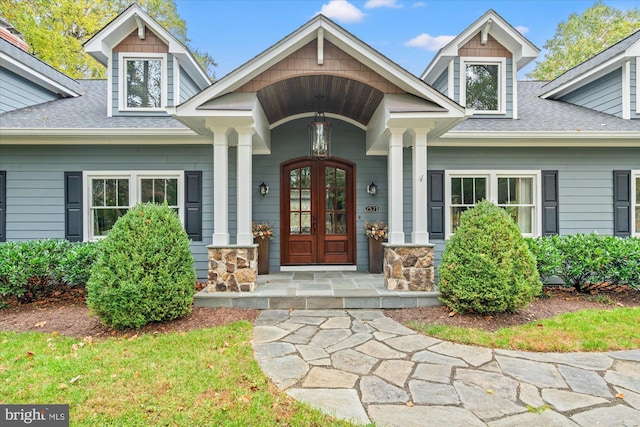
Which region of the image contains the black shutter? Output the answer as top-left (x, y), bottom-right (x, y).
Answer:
top-left (428, 170), bottom-right (445, 239)
top-left (613, 170), bottom-right (631, 237)
top-left (0, 171), bottom-right (6, 242)
top-left (541, 170), bottom-right (559, 236)
top-left (184, 171), bottom-right (202, 241)
top-left (64, 172), bottom-right (83, 242)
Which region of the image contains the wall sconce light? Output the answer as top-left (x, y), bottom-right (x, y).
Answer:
top-left (259, 182), bottom-right (269, 197)
top-left (367, 182), bottom-right (377, 196)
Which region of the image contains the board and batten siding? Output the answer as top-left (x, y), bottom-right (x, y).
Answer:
top-left (559, 68), bottom-right (623, 117)
top-left (432, 68), bottom-right (448, 97)
top-left (0, 68), bottom-right (59, 113)
top-left (0, 144), bottom-right (213, 279)
top-left (408, 147), bottom-right (640, 277)
top-left (253, 118), bottom-right (387, 272)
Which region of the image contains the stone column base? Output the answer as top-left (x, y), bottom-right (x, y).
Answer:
top-left (207, 245), bottom-right (258, 292)
top-left (383, 244), bottom-right (435, 291)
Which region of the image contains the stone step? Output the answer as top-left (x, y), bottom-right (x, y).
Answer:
top-left (194, 289), bottom-right (442, 310)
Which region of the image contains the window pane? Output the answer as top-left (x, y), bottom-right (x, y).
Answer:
top-left (290, 212), bottom-right (300, 234)
top-left (475, 178), bottom-right (486, 202)
top-left (636, 207), bottom-right (640, 232)
top-left (335, 213), bottom-right (346, 234)
top-left (498, 177), bottom-right (509, 204)
top-left (326, 212), bottom-right (334, 233)
top-left (451, 178), bottom-right (462, 203)
top-left (301, 190), bottom-right (311, 211)
top-left (301, 167), bottom-right (311, 188)
top-left (92, 179), bottom-right (104, 207)
top-left (336, 168), bottom-right (346, 187)
top-left (165, 179), bottom-right (178, 206)
top-left (336, 188), bottom-right (345, 210)
top-left (105, 179), bottom-right (117, 206)
top-left (504, 206), bottom-right (533, 234)
top-left (450, 207), bottom-right (468, 233)
top-left (290, 169), bottom-right (300, 188)
top-left (325, 167), bottom-right (335, 188)
top-left (326, 190), bottom-right (335, 210)
top-left (301, 213), bottom-right (311, 234)
top-left (126, 59), bottom-right (162, 108)
top-left (636, 178), bottom-right (640, 204)
top-left (93, 208), bottom-right (127, 237)
top-left (141, 179), bottom-right (153, 203)
top-left (462, 178), bottom-right (474, 204)
top-left (290, 189), bottom-right (300, 211)
top-left (466, 64), bottom-right (498, 111)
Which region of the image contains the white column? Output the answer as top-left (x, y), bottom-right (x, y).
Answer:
top-left (387, 128), bottom-right (405, 244)
top-left (211, 127), bottom-right (230, 245)
top-left (412, 130), bottom-right (429, 244)
top-left (236, 128), bottom-right (255, 245)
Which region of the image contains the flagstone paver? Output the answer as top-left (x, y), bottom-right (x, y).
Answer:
top-left (252, 310), bottom-right (640, 426)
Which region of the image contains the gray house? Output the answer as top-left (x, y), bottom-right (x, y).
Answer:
top-left (1, 6), bottom-right (638, 292)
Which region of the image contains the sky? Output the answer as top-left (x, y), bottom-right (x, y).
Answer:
top-left (175, 0), bottom-right (640, 79)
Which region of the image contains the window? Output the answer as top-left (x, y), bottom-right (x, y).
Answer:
top-left (446, 171), bottom-right (540, 237)
top-left (460, 57), bottom-right (506, 114)
top-left (84, 171), bottom-right (183, 240)
top-left (633, 171), bottom-right (640, 236)
top-left (119, 53), bottom-right (166, 111)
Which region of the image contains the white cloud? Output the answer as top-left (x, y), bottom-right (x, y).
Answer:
top-left (515, 25), bottom-right (530, 34)
top-left (365, 0), bottom-right (402, 9)
top-left (318, 0), bottom-right (365, 23)
top-left (413, 2), bottom-right (426, 7)
top-left (405, 33), bottom-right (455, 51)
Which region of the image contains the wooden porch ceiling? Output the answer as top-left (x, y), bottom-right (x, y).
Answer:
top-left (256, 75), bottom-right (384, 126)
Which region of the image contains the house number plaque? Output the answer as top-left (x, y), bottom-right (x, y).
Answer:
top-left (364, 205), bottom-right (380, 212)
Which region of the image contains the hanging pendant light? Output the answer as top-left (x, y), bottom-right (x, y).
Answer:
top-left (309, 111), bottom-right (331, 158)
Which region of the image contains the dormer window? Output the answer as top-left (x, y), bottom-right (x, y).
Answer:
top-left (119, 53), bottom-right (167, 111)
top-left (460, 57), bottom-right (506, 114)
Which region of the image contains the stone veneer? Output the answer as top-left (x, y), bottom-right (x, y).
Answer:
top-left (207, 245), bottom-right (258, 292)
top-left (383, 244), bottom-right (435, 291)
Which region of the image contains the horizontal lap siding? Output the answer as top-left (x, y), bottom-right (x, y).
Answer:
top-left (0, 145), bottom-right (214, 279)
top-left (0, 68), bottom-right (58, 113)
top-left (420, 147), bottom-right (640, 279)
top-left (560, 69), bottom-right (623, 117)
top-left (179, 66), bottom-right (200, 103)
top-left (433, 68), bottom-right (448, 96)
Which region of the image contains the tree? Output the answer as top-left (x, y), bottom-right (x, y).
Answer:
top-left (529, 1), bottom-right (640, 81)
top-left (0, 0), bottom-right (215, 79)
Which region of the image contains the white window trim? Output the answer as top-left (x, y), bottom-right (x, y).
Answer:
top-left (636, 58), bottom-right (639, 116)
top-left (118, 53), bottom-right (168, 112)
top-left (622, 60), bottom-right (631, 120)
top-left (83, 171), bottom-right (184, 241)
top-left (444, 170), bottom-right (542, 239)
top-left (460, 57), bottom-right (507, 115)
top-left (633, 170), bottom-right (639, 237)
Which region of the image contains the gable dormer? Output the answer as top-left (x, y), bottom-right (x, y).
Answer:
top-left (540, 30), bottom-right (640, 120)
top-left (422, 10), bottom-right (539, 119)
top-left (83, 4), bottom-right (209, 117)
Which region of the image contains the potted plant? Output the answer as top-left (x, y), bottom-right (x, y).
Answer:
top-left (364, 220), bottom-right (387, 274)
top-left (252, 222), bottom-right (273, 275)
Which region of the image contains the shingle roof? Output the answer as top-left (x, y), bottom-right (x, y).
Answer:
top-left (450, 81), bottom-right (640, 133)
top-left (541, 29), bottom-right (640, 96)
top-left (0, 80), bottom-right (187, 129)
top-left (0, 38), bottom-right (80, 95)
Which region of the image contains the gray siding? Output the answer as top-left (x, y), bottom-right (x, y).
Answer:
top-left (0, 145), bottom-right (213, 279)
top-left (631, 58), bottom-right (639, 119)
top-left (432, 67), bottom-right (448, 96)
top-left (559, 68), bottom-right (623, 117)
top-left (254, 119), bottom-right (386, 272)
top-left (179, 66), bottom-right (200, 103)
top-left (0, 67), bottom-right (59, 113)
top-left (453, 58), bottom-right (460, 103)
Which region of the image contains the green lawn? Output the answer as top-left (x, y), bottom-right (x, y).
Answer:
top-left (408, 307), bottom-right (640, 352)
top-left (0, 323), bottom-right (357, 426)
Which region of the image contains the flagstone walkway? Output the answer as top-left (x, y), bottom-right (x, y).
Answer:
top-left (252, 309), bottom-right (640, 427)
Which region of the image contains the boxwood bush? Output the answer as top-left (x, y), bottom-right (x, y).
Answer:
top-left (0, 240), bottom-right (99, 304)
top-left (87, 203), bottom-right (196, 329)
top-left (438, 200), bottom-right (542, 314)
top-left (526, 234), bottom-right (640, 291)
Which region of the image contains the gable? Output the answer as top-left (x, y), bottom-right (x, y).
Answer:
top-left (113, 29), bottom-right (169, 54)
top-left (459, 33), bottom-right (512, 58)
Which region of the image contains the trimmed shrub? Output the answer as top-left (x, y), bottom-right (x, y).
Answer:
top-left (525, 236), bottom-right (563, 282)
top-left (0, 240), bottom-right (99, 304)
top-left (87, 203), bottom-right (196, 329)
top-left (438, 200), bottom-right (542, 314)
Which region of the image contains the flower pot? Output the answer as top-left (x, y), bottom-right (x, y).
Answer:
top-left (368, 237), bottom-right (383, 274)
top-left (254, 237), bottom-right (270, 275)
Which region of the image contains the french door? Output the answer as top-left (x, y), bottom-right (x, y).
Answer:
top-left (281, 157), bottom-right (355, 265)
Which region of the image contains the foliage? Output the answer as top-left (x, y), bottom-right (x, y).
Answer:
top-left (529, 1), bottom-right (640, 80)
top-left (438, 200), bottom-right (541, 314)
top-left (364, 220), bottom-right (388, 240)
top-left (407, 306), bottom-right (640, 352)
top-left (0, 0), bottom-right (216, 79)
top-left (0, 326), bottom-right (356, 426)
top-left (526, 234), bottom-right (640, 291)
top-left (0, 240), bottom-right (99, 304)
top-left (465, 64), bottom-right (498, 111)
top-left (86, 203), bottom-right (195, 329)
top-left (252, 222), bottom-right (274, 240)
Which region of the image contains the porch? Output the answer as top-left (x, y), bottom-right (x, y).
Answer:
top-left (195, 271), bottom-right (442, 310)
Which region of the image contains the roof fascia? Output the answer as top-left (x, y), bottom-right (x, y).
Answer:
top-left (422, 9), bottom-right (539, 81)
top-left (178, 15), bottom-right (464, 119)
top-left (540, 52), bottom-right (627, 99)
top-left (84, 4), bottom-right (209, 88)
top-left (439, 130), bottom-right (640, 141)
top-left (0, 51), bottom-right (81, 97)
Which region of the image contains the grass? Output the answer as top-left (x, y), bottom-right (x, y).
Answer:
top-left (0, 323), bottom-right (358, 426)
top-left (408, 307), bottom-right (640, 352)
